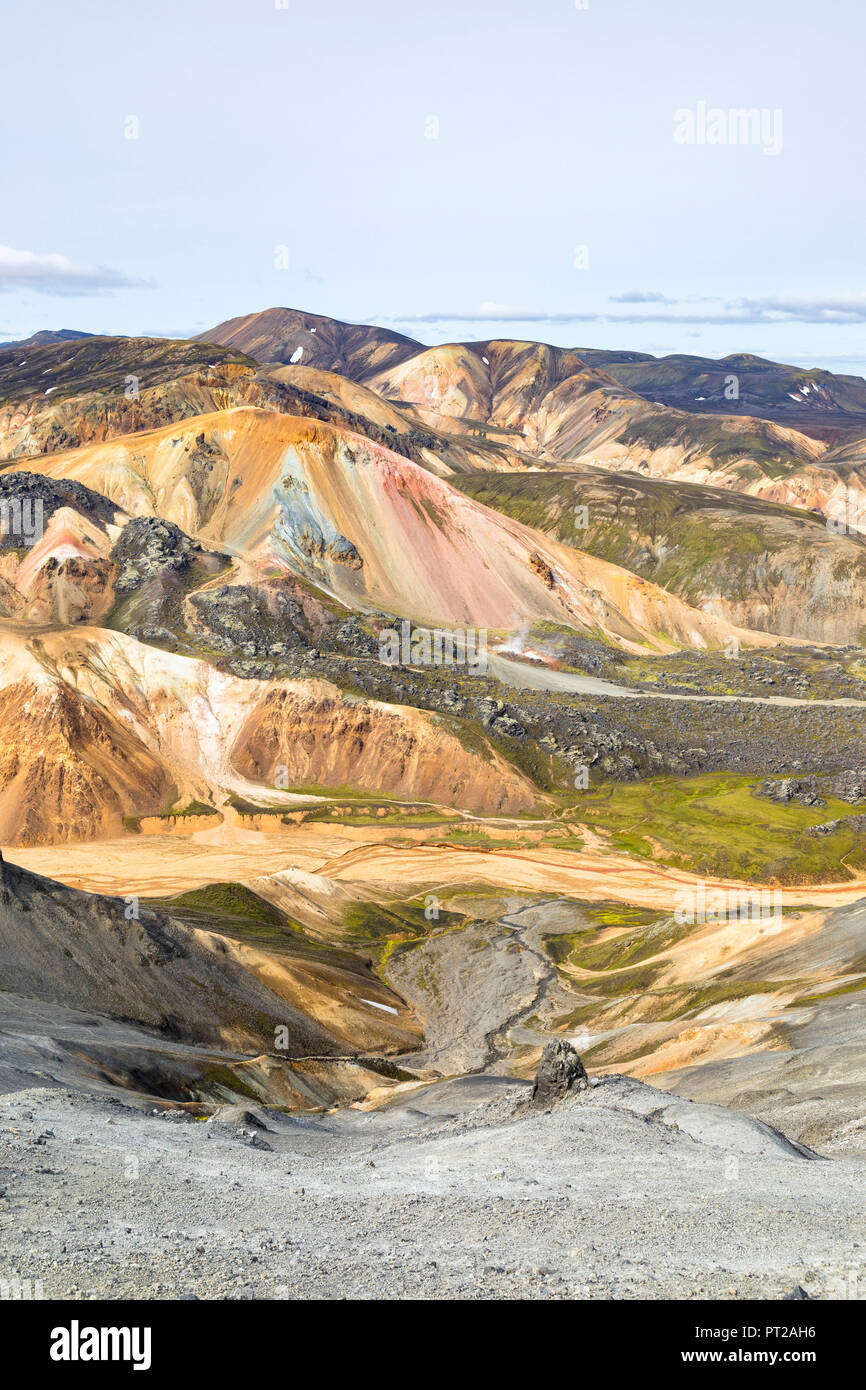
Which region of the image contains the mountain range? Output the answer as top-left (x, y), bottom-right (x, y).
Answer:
top-left (1, 306), bottom-right (865, 1191)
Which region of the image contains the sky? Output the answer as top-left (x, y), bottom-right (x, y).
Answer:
top-left (2, 0), bottom-right (865, 373)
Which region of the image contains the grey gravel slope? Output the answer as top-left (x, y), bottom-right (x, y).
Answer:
top-left (1, 1074), bottom-right (863, 1301)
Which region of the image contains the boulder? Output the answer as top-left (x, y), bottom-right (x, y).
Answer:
top-left (531, 1040), bottom-right (589, 1107)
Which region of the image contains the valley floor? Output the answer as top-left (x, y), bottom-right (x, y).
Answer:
top-left (9, 823), bottom-right (866, 908)
top-left (3, 810), bottom-right (865, 1302)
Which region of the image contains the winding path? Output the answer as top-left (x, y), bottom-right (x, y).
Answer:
top-left (488, 651), bottom-right (866, 708)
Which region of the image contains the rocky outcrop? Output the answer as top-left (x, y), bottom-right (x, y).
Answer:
top-left (0, 471), bottom-right (122, 624)
top-left (528, 552), bottom-right (556, 589)
top-left (808, 813), bottom-right (866, 837)
top-left (831, 768), bottom-right (866, 802)
top-left (757, 777), bottom-right (826, 808)
top-left (0, 470), bottom-right (117, 540)
top-left (530, 1040), bottom-right (589, 1107)
top-left (189, 583), bottom-right (307, 660)
top-left (757, 770), bottom-right (866, 809)
top-left (111, 516), bottom-right (199, 593)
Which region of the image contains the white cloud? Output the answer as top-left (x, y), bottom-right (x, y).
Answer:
top-left (609, 291), bottom-right (677, 305)
top-left (0, 245), bottom-right (150, 296)
top-left (382, 293), bottom-right (866, 328)
top-left (730, 295), bottom-right (866, 324)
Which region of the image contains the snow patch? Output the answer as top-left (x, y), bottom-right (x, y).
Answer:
top-left (360, 997), bottom-right (399, 1015)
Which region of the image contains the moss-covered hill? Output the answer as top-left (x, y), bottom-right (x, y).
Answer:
top-left (457, 469), bottom-right (866, 644)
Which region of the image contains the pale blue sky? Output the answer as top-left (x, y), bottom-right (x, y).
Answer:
top-left (2, 0), bottom-right (865, 372)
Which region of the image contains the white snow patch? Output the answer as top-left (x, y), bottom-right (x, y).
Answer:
top-left (290, 346), bottom-right (304, 363)
top-left (360, 997), bottom-right (399, 1015)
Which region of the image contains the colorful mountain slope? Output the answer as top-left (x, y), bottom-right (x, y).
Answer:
top-left (19, 407), bottom-right (773, 651)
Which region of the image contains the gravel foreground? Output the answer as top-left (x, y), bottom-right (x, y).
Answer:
top-left (1, 1073), bottom-right (864, 1301)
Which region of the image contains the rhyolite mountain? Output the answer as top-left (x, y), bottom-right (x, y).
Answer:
top-left (0, 309), bottom-right (865, 838)
top-left (576, 347), bottom-right (866, 441)
top-left (1, 304), bottom-right (866, 1157)
top-left (195, 305), bottom-right (421, 377)
top-left (197, 309), bottom-right (866, 516)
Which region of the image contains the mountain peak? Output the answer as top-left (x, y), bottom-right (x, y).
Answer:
top-left (0, 328), bottom-right (94, 352)
top-left (195, 306), bottom-right (422, 377)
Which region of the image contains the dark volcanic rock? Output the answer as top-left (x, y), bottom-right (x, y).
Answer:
top-left (756, 777), bottom-right (824, 808)
top-left (111, 516), bottom-right (199, 593)
top-left (0, 470), bottom-right (116, 547)
top-left (808, 813), bottom-right (866, 837)
top-left (531, 1041), bottom-right (589, 1107)
top-left (326, 535), bottom-right (363, 569)
top-left (829, 768), bottom-right (866, 803)
top-left (189, 583), bottom-right (305, 659)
